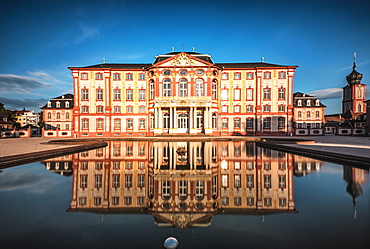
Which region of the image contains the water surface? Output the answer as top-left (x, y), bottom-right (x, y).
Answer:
top-left (0, 141), bottom-right (368, 249)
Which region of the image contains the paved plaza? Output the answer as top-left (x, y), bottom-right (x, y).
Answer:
top-left (0, 135), bottom-right (369, 159)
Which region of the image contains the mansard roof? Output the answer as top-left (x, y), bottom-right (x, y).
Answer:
top-left (72, 63), bottom-right (152, 70)
top-left (216, 62), bottom-right (297, 69)
top-left (41, 94), bottom-right (74, 109)
top-left (293, 92), bottom-right (326, 107)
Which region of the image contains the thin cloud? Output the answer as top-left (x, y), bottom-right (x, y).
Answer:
top-left (0, 97), bottom-right (48, 110)
top-left (306, 88), bottom-right (342, 100)
top-left (339, 60), bottom-right (370, 71)
top-left (0, 71), bottom-right (60, 94)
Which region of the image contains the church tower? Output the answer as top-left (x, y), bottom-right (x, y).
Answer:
top-left (342, 53), bottom-right (366, 118)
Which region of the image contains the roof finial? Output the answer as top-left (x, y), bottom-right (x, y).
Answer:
top-left (172, 47), bottom-right (175, 52)
top-left (102, 58), bottom-right (106, 64)
top-left (261, 57), bottom-right (265, 63)
top-left (192, 47), bottom-right (195, 52)
top-left (353, 52), bottom-right (357, 70)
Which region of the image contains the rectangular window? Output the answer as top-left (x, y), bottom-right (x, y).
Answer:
top-left (221, 73), bottom-right (229, 80)
top-left (234, 88), bottom-right (241, 100)
top-left (234, 118), bottom-right (241, 129)
top-left (263, 88), bottom-right (271, 100)
top-left (114, 89), bottom-right (121, 100)
top-left (278, 88), bottom-right (285, 99)
top-left (113, 145), bottom-right (121, 156)
top-left (114, 119), bottom-right (121, 129)
top-left (246, 89), bottom-right (253, 100)
top-left (81, 106), bottom-right (89, 113)
top-left (125, 175), bottom-right (132, 188)
top-left (97, 119), bottom-right (103, 129)
top-left (94, 197), bottom-right (101, 205)
top-left (279, 105), bottom-right (285, 112)
top-left (139, 119), bottom-right (145, 129)
top-left (96, 73), bottom-right (103, 80)
top-left (113, 175), bottom-right (120, 187)
top-left (246, 105), bottom-right (253, 112)
top-left (79, 197), bottom-right (87, 205)
top-left (139, 90), bottom-right (145, 100)
top-left (126, 73), bottom-right (133, 80)
top-left (127, 106), bottom-right (133, 113)
top-left (247, 175), bottom-right (254, 188)
top-left (139, 73), bottom-right (145, 80)
top-left (127, 89), bottom-right (133, 100)
top-left (112, 197), bottom-right (119, 205)
top-left (113, 162), bottom-right (120, 169)
top-left (221, 118), bottom-right (228, 129)
top-left (127, 119), bottom-right (133, 129)
top-left (279, 198), bottom-right (287, 207)
top-left (263, 105), bottom-right (271, 112)
top-left (81, 175), bottom-right (87, 188)
top-left (125, 161), bottom-right (133, 169)
top-left (81, 73), bottom-right (88, 80)
top-left (113, 73), bottom-right (121, 80)
top-left (221, 174), bottom-right (229, 187)
top-left (264, 175), bottom-right (271, 188)
top-left (138, 175), bottom-right (145, 187)
top-left (138, 161), bottom-right (145, 169)
top-left (264, 72), bottom-right (271, 79)
top-left (279, 175), bottom-right (286, 188)
top-left (278, 71), bottom-right (286, 79)
top-left (233, 105), bottom-right (241, 113)
top-left (221, 105), bottom-right (228, 113)
top-left (234, 197), bottom-right (242, 206)
top-left (96, 106), bottom-right (103, 113)
top-left (82, 119), bottom-right (89, 129)
top-left (96, 89), bottom-right (103, 100)
top-left (82, 89), bottom-right (89, 100)
top-left (124, 197), bottom-right (132, 205)
top-left (95, 175), bottom-right (102, 188)
top-left (221, 89), bottom-right (228, 100)
top-left (234, 175), bottom-right (241, 188)
top-left (247, 118), bottom-right (253, 129)
top-left (114, 106), bottom-right (121, 113)
top-left (234, 72), bottom-right (241, 80)
top-left (139, 106), bottom-right (145, 113)
top-left (247, 198), bottom-right (254, 206)
top-left (278, 117), bottom-right (285, 128)
top-left (263, 118), bottom-right (271, 129)
top-left (246, 72), bottom-right (254, 80)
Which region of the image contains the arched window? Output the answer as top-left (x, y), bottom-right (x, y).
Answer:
top-left (179, 79), bottom-right (187, 97)
top-left (163, 112), bottom-right (170, 128)
top-left (358, 104), bottom-right (362, 113)
top-left (212, 80), bottom-right (217, 99)
top-left (163, 79), bottom-right (171, 96)
top-left (297, 100), bottom-right (302, 106)
top-left (66, 112), bottom-right (70, 120)
top-left (298, 111), bottom-right (302, 118)
top-left (195, 79), bottom-right (204, 96)
top-left (196, 112), bottom-right (203, 129)
top-left (150, 80), bottom-right (155, 99)
top-left (47, 112), bottom-right (51, 120)
top-left (56, 112), bottom-right (61, 119)
top-left (212, 113), bottom-right (217, 129)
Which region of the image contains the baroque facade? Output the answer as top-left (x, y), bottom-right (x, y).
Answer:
top-left (67, 52), bottom-right (298, 137)
top-left (41, 94), bottom-right (74, 137)
top-left (293, 92), bottom-right (326, 135)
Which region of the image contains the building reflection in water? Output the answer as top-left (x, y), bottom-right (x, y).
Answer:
top-left (43, 141), bottom-right (332, 228)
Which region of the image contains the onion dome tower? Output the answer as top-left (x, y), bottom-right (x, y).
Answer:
top-left (342, 53), bottom-right (367, 118)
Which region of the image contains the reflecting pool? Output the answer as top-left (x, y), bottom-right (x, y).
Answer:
top-left (0, 141), bottom-right (368, 249)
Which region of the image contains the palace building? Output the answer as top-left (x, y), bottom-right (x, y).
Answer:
top-left (65, 51), bottom-right (298, 137)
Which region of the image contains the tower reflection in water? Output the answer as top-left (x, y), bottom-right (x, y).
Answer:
top-left (43, 141), bottom-right (327, 228)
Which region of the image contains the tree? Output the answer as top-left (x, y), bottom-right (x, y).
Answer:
top-left (0, 102), bottom-right (16, 124)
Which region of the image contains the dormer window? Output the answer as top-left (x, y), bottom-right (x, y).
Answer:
top-left (47, 101), bottom-right (51, 108)
top-left (56, 101), bottom-right (60, 108)
top-left (306, 100), bottom-right (311, 106)
top-left (297, 100), bottom-right (302, 106)
top-left (65, 101), bottom-right (70, 108)
top-left (315, 100), bottom-right (320, 106)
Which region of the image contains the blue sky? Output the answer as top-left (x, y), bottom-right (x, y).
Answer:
top-left (1, 0), bottom-right (369, 114)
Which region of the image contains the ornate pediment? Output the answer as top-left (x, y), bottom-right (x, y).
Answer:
top-left (161, 53), bottom-right (208, 67)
